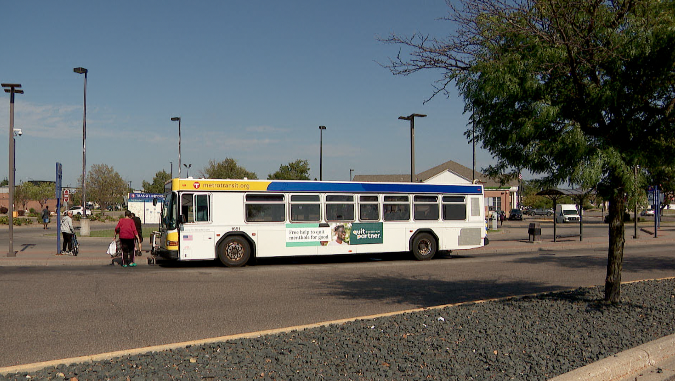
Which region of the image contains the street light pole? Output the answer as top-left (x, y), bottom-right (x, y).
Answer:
top-left (73, 67), bottom-right (90, 236)
top-left (13, 129), bottom-right (22, 183)
top-left (398, 113), bottom-right (426, 182)
top-left (319, 126), bottom-right (326, 181)
top-left (2, 83), bottom-right (23, 257)
top-left (170, 161), bottom-right (173, 178)
top-left (171, 117), bottom-right (182, 178)
top-left (350, 169), bottom-right (354, 181)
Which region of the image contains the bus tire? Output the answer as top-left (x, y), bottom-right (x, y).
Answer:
top-left (411, 233), bottom-right (436, 261)
top-left (218, 236), bottom-right (251, 267)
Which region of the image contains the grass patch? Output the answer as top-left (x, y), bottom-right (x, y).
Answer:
top-left (89, 229), bottom-right (116, 238)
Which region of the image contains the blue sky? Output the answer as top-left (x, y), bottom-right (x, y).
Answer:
top-left (1, 0), bottom-right (495, 189)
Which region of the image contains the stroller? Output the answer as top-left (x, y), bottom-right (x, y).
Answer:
top-left (71, 233), bottom-right (79, 256)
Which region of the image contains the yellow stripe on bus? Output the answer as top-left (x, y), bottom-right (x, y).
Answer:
top-left (172, 179), bottom-right (271, 192)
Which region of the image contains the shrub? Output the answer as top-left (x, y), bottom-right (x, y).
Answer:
top-left (0, 216), bottom-right (32, 225)
top-left (0, 206), bottom-right (7, 214)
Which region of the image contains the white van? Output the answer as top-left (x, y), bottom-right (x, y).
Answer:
top-left (556, 204), bottom-right (580, 223)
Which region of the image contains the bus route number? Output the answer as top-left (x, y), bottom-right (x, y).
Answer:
top-left (231, 227), bottom-right (241, 231)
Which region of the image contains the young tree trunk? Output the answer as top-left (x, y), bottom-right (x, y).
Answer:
top-left (605, 190), bottom-right (626, 303)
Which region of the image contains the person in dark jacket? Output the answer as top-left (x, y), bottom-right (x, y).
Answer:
top-left (131, 213), bottom-right (143, 256)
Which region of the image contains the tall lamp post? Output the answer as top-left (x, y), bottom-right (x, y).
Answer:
top-left (319, 126), bottom-right (326, 181)
top-left (171, 117), bottom-right (182, 178)
top-left (350, 169), bottom-right (354, 181)
top-left (398, 113), bottom-right (426, 182)
top-left (73, 67), bottom-right (90, 236)
top-left (170, 161), bottom-right (173, 178)
top-left (2, 83), bottom-right (23, 257)
top-left (184, 163), bottom-right (192, 177)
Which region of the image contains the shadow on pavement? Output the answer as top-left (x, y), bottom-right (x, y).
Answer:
top-left (321, 275), bottom-right (568, 308)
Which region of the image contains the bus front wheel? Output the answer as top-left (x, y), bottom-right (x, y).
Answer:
top-left (218, 236), bottom-right (251, 267)
top-left (412, 233), bottom-right (436, 261)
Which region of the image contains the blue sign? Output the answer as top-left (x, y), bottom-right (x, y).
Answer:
top-left (128, 192), bottom-right (164, 202)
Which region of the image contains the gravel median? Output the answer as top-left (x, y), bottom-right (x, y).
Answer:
top-left (2, 278), bottom-right (674, 380)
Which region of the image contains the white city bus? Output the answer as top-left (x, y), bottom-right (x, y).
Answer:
top-left (154, 178), bottom-right (487, 266)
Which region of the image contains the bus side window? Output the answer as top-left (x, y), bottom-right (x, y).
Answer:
top-left (195, 194), bottom-right (210, 222)
top-left (383, 195), bottom-right (410, 221)
top-left (181, 193), bottom-right (194, 223)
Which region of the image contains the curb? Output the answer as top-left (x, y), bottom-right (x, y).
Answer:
top-left (549, 333), bottom-right (675, 381)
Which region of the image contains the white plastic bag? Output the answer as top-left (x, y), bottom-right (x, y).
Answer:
top-left (106, 240), bottom-right (117, 257)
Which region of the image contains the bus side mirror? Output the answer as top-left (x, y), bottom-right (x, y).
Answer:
top-left (153, 198), bottom-right (157, 206)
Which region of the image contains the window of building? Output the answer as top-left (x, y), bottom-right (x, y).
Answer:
top-left (486, 196), bottom-right (502, 212)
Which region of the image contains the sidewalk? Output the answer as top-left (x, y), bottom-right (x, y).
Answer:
top-left (1, 221), bottom-right (674, 380)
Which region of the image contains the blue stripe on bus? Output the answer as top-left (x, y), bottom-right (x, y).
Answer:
top-left (266, 182), bottom-right (482, 194)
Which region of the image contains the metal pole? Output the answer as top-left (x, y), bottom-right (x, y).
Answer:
top-left (74, 67), bottom-right (90, 235)
top-left (178, 118), bottom-right (181, 178)
top-left (472, 113), bottom-right (476, 183)
top-left (319, 126), bottom-right (326, 181)
top-left (399, 114), bottom-right (426, 183)
top-left (634, 165), bottom-right (638, 239)
top-left (171, 117), bottom-right (182, 178)
top-left (3, 83), bottom-right (22, 257)
top-left (410, 118), bottom-right (415, 182)
top-left (82, 71), bottom-right (87, 218)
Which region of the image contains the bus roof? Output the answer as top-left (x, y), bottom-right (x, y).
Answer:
top-left (169, 178), bottom-right (483, 195)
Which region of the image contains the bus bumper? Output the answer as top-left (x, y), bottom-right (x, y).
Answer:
top-left (157, 248), bottom-right (179, 260)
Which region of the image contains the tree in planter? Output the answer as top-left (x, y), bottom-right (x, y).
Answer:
top-left (14, 182), bottom-right (34, 211)
top-left (383, 0), bottom-right (675, 303)
top-left (34, 182), bottom-right (54, 209)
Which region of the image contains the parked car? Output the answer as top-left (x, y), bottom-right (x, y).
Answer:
top-left (640, 209), bottom-right (655, 216)
top-left (508, 209), bottom-right (523, 220)
top-left (64, 206), bottom-right (91, 216)
top-left (525, 208), bottom-right (553, 216)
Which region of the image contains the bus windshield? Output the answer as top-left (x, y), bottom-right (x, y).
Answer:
top-left (162, 192), bottom-right (177, 230)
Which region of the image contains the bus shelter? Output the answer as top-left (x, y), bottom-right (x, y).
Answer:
top-left (536, 188), bottom-right (595, 242)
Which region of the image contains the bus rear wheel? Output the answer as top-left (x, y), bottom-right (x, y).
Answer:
top-left (412, 233), bottom-right (436, 261)
top-left (218, 236), bottom-right (251, 267)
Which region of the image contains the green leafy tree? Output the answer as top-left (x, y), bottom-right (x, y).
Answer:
top-left (201, 158), bottom-right (257, 179)
top-left (383, 0), bottom-right (675, 303)
top-left (142, 170), bottom-right (171, 194)
top-left (0, 178), bottom-right (7, 187)
top-left (14, 182), bottom-right (34, 210)
top-left (268, 159), bottom-right (311, 180)
top-left (34, 182), bottom-right (54, 208)
top-left (84, 164), bottom-right (128, 212)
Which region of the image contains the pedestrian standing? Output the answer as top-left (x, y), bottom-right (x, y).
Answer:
top-left (60, 211), bottom-right (74, 254)
top-left (131, 212), bottom-right (143, 256)
top-left (114, 210), bottom-right (141, 267)
top-left (41, 206), bottom-right (50, 229)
